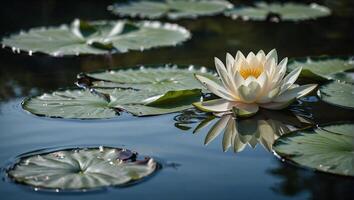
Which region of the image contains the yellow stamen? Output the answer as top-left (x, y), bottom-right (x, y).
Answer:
top-left (240, 66), bottom-right (263, 79)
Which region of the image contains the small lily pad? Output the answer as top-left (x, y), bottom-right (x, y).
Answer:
top-left (79, 65), bottom-right (218, 94)
top-left (273, 123), bottom-right (354, 177)
top-left (22, 88), bottom-right (200, 119)
top-left (7, 146), bottom-right (158, 190)
top-left (109, 0), bottom-right (233, 20)
top-left (318, 81), bottom-right (354, 109)
top-left (288, 56), bottom-right (354, 81)
top-left (225, 2), bottom-right (331, 21)
top-left (1, 19), bottom-right (190, 56)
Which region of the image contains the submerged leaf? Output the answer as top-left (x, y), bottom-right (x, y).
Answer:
top-left (1, 19), bottom-right (190, 56)
top-left (273, 123), bottom-right (354, 177)
top-left (225, 2), bottom-right (331, 21)
top-left (7, 147), bottom-right (157, 190)
top-left (109, 0), bottom-right (233, 19)
top-left (318, 81), bottom-right (354, 109)
top-left (288, 56), bottom-right (354, 81)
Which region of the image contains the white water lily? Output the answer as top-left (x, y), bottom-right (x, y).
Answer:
top-left (194, 49), bottom-right (317, 115)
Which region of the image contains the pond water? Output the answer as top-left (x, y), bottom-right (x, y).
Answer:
top-left (0, 0), bottom-right (354, 200)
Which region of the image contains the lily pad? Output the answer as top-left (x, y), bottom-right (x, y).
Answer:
top-left (109, 0), bottom-right (233, 20)
top-left (1, 19), bottom-right (190, 56)
top-left (288, 56), bottom-right (354, 81)
top-left (79, 65), bottom-right (218, 94)
top-left (225, 2), bottom-right (331, 21)
top-left (22, 88), bottom-right (201, 119)
top-left (318, 81), bottom-right (354, 109)
top-left (7, 146), bottom-right (157, 190)
top-left (273, 123), bottom-right (354, 177)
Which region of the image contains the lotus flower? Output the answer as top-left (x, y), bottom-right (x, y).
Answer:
top-left (194, 49), bottom-right (317, 116)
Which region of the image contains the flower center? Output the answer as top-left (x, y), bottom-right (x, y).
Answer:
top-left (239, 66), bottom-right (263, 79)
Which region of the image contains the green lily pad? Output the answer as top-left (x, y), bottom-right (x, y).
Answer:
top-left (79, 65), bottom-right (218, 94)
top-left (109, 0), bottom-right (233, 20)
top-left (1, 19), bottom-right (190, 56)
top-left (288, 56), bottom-right (354, 81)
top-left (7, 146), bottom-right (158, 190)
top-left (318, 81), bottom-right (354, 109)
top-left (273, 123), bottom-right (354, 177)
top-left (22, 88), bottom-right (200, 119)
top-left (225, 2), bottom-right (331, 21)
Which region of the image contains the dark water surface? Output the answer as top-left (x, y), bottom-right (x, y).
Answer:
top-left (1, 0), bottom-right (354, 200)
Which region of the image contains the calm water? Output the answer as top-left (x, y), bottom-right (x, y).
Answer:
top-left (0, 0), bottom-right (354, 200)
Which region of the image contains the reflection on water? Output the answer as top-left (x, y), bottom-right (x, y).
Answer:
top-left (1, 0), bottom-right (354, 199)
top-left (175, 108), bottom-right (312, 153)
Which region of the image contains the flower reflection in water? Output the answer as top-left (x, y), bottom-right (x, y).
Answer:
top-left (174, 109), bottom-right (312, 153)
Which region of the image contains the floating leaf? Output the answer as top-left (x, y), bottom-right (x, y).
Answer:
top-left (225, 2), bottom-right (331, 21)
top-left (1, 19), bottom-right (190, 56)
top-left (288, 56), bottom-right (354, 81)
top-left (22, 88), bottom-right (200, 119)
top-left (273, 123), bottom-right (354, 177)
top-left (79, 65), bottom-right (218, 94)
top-left (7, 147), bottom-right (157, 190)
top-left (109, 0), bottom-right (233, 20)
top-left (22, 89), bottom-right (118, 119)
top-left (318, 81), bottom-right (354, 109)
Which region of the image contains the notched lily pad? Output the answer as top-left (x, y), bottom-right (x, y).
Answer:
top-left (225, 2), bottom-right (331, 22)
top-left (78, 64), bottom-right (218, 94)
top-left (1, 19), bottom-right (190, 56)
top-left (7, 146), bottom-right (158, 191)
top-left (288, 56), bottom-right (354, 82)
top-left (273, 123), bottom-right (354, 177)
top-left (318, 81), bottom-right (354, 109)
top-left (22, 88), bottom-right (201, 119)
top-left (109, 0), bottom-right (233, 20)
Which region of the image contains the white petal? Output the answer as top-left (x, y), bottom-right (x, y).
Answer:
top-left (215, 57), bottom-right (236, 93)
top-left (273, 84), bottom-right (317, 102)
top-left (257, 86), bottom-right (280, 103)
top-left (266, 49), bottom-right (278, 64)
top-left (246, 52), bottom-right (256, 63)
top-left (235, 50), bottom-right (246, 61)
top-left (195, 74), bottom-right (234, 101)
top-left (237, 81), bottom-right (261, 103)
top-left (226, 53), bottom-right (235, 73)
top-left (275, 57), bottom-right (288, 82)
top-left (256, 50), bottom-right (266, 62)
top-left (233, 71), bottom-right (245, 90)
top-left (279, 66), bottom-right (302, 94)
top-left (256, 72), bottom-right (268, 88)
top-left (264, 57), bottom-right (276, 75)
top-left (198, 99), bottom-right (234, 112)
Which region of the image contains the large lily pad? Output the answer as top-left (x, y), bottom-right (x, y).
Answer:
top-left (7, 146), bottom-right (157, 190)
top-left (109, 0), bottom-right (233, 20)
top-left (79, 65), bottom-right (218, 94)
top-left (22, 88), bottom-right (200, 119)
top-left (225, 2), bottom-right (331, 21)
top-left (273, 123), bottom-right (354, 177)
top-left (1, 19), bottom-right (190, 56)
top-left (288, 56), bottom-right (354, 81)
top-left (318, 81), bottom-right (354, 109)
